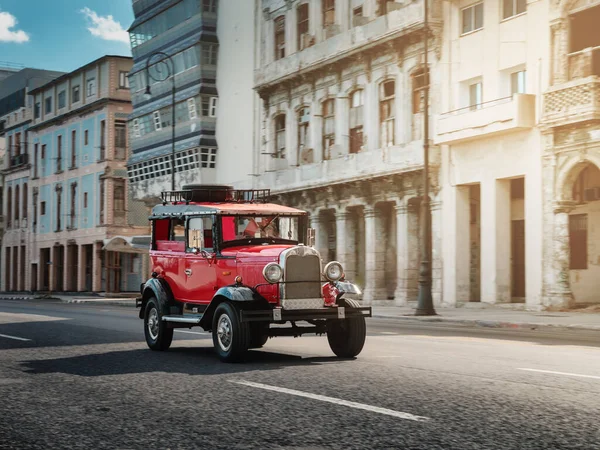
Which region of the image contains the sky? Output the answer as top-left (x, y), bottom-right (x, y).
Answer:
top-left (0, 0), bottom-right (134, 73)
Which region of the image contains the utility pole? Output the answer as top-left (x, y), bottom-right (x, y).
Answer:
top-left (415, 0), bottom-right (436, 316)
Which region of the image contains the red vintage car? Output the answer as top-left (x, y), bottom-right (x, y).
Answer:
top-left (136, 184), bottom-right (371, 362)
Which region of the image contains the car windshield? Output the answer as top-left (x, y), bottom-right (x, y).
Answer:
top-left (221, 215), bottom-right (301, 243)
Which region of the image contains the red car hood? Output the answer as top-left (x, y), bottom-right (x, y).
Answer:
top-left (221, 244), bottom-right (296, 261)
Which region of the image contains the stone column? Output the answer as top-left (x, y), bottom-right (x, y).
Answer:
top-left (77, 245), bottom-right (86, 292)
top-left (362, 206), bottom-right (387, 304)
top-left (335, 209), bottom-right (349, 268)
top-left (49, 246), bottom-right (57, 292)
top-left (63, 245), bottom-right (72, 292)
top-left (431, 200), bottom-right (443, 306)
top-left (310, 211), bottom-right (328, 259)
top-left (16, 245), bottom-right (23, 291)
top-left (92, 241), bottom-right (102, 292)
top-left (365, 79), bottom-right (379, 152)
top-left (335, 93), bottom-right (349, 155)
top-left (311, 97), bottom-right (323, 163)
top-left (263, 14), bottom-right (274, 65)
top-left (453, 186), bottom-right (471, 305)
top-left (336, 0), bottom-right (349, 31)
top-left (546, 201), bottom-right (575, 307)
top-left (287, 107), bottom-right (299, 168)
top-left (393, 202), bottom-right (409, 305)
top-left (480, 179), bottom-right (511, 304)
top-left (286, 5), bottom-right (297, 55)
top-left (312, 0), bottom-right (323, 42)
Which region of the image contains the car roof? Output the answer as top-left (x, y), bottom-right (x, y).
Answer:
top-left (149, 202), bottom-right (306, 219)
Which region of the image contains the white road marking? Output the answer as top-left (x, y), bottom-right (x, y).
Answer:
top-left (0, 312), bottom-right (68, 325)
top-left (517, 368), bottom-right (600, 380)
top-left (175, 330), bottom-right (208, 335)
top-left (229, 380), bottom-right (430, 422)
top-left (0, 333), bottom-right (31, 342)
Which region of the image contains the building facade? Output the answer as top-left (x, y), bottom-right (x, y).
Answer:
top-left (1, 56), bottom-right (149, 294)
top-left (126, 0), bottom-right (256, 204)
top-left (254, 0), bottom-right (444, 305)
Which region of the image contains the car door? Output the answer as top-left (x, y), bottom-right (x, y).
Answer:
top-left (182, 215), bottom-right (218, 304)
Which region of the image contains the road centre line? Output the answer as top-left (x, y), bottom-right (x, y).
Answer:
top-left (229, 380), bottom-right (430, 422)
top-left (517, 368), bottom-right (600, 380)
top-left (0, 333), bottom-right (31, 342)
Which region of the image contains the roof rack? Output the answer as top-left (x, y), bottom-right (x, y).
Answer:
top-left (160, 185), bottom-right (272, 205)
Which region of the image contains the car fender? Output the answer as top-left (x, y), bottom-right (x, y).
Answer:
top-left (198, 286), bottom-right (269, 331)
top-left (139, 278), bottom-right (176, 319)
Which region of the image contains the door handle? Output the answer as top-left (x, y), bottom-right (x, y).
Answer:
top-left (185, 269), bottom-right (192, 277)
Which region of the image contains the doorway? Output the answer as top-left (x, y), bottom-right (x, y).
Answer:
top-left (511, 220), bottom-right (526, 298)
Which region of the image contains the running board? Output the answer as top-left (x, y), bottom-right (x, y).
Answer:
top-left (162, 314), bottom-right (203, 324)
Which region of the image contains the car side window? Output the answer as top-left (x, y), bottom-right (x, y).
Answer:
top-left (187, 216), bottom-right (215, 252)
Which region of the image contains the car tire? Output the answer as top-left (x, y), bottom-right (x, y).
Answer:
top-left (212, 302), bottom-right (250, 362)
top-left (326, 298), bottom-right (367, 358)
top-left (144, 296), bottom-right (174, 351)
top-left (249, 323), bottom-right (269, 349)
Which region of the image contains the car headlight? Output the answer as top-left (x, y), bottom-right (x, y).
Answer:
top-left (263, 263), bottom-right (283, 284)
top-left (324, 261), bottom-right (344, 282)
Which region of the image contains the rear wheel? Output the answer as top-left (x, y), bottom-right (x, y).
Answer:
top-left (326, 298), bottom-right (366, 358)
top-left (212, 302), bottom-right (250, 362)
top-left (144, 297), bottom-right (173, 351)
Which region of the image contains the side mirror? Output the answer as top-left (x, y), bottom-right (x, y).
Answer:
top-left (306, 228), bottom-right (316, 248)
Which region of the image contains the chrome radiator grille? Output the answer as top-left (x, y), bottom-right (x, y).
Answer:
top-left (284, 254), bottom-right (321, 299)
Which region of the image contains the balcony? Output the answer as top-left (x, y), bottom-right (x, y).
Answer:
top-left (542, 77), bottom-right (600, 128)
top-left (435, 94), bottom-right (536, 145)
top-left (258, 141), bottom-right (438, 193)
top-left (9, 152), bottom-right (29, 168)
top-left (255, 2), bottom-right (425, 89)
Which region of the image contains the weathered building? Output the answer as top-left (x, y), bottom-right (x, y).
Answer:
top-left (0, 56), bottom-right (149, 294)
top-left (254, 0), bottom-right (443, 305)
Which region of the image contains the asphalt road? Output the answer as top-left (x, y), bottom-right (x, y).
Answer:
top-left (1, 299), bottom-right (599, 450)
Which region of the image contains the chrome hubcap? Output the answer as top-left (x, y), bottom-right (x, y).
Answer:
top-left (216, 313), bottom-right (233, 352)
top-left (147, 308), bottom-right (159, 340)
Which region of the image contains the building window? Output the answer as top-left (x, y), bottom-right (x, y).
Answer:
top-left (298, 106), bottom-right (310, 162)
top-left (6, 187), bottom-right (12, 228)
top-left (323, 0), bottom-right (335, 28)
top-left (186, 98), bottom-right (197, 119)
top-left (203, 0), bottom-right (217, 13)
top-left (503, 0), bottom-right (526, 20)
top-left (84, 129), bottom-right (89, 145)
top-left (22, 183), bottom-right (27, 220)
top-left (511, 70), bottom-right (527, 94)
top-left (274, 114), bottom-right (286, 159)
top-left (56, 135), bottom-right (63, 173)
top-left (45, 97), bottom-right (52, 114)
top-left (34, 144), bottom-right (39, 178)
top-left (71, 130), bottom-right (77, 169)
top-left (41, 144), bottom-right (46, 160)
top-left (202, 44), bottom-right (218, 65)
top-left (115, 121), bottom-right (127, 160)
top-left (70, 183), bottom-right (77, 229)
top-left (379, 80), bottom-right (395, 147)
top-left (114, 180), bottom-right (125, 213)
top-left (209, 97), bottom-right (218, 117)
top-left (56, 185), bottom-right (63, 232)
top-left (99, 180), bottom-right (105, 225)
top-left (72, 85), bottom-right (80, 103)
top-left (84, 192), bottom-right (88, 209)
top-left (100, 120), bottom-right (106, 161)
top-left (86, 77), bottom-right (96, 97)
top-left (412, 69), bottom-right (429, 113)
top-left (32, 190), bottom-right (38, 230)
top-left (469, 82), bottom-right (483, 110)
top-left (569, 214), bottom-right (588, 270)
top-left (34, 102), bottom-right (41, 119)
top-left (349, 89), bottom-right (364, 154)
top-left (41, 200), bottom-right (46, 216)
top-left (462, 2), bottom-right (483, 34)
top-left (376, 0), bottom-right (388, 16)
top-left (58, 90), bottom-right (66, 109)
top-left (14, 185), bottom-right (20, 223)
top-left (297, 3), bottom-right (311, 50)
top-left (153, 111), bottom-right (162, 131)
top-left (132, 119), bottom-right (141, 137)
top-left (119, 72), bottom-right (130, 89)
top-left (322, 99), bottom-right (335, 159)
top-left (274, 16), bottom-right (286, 60)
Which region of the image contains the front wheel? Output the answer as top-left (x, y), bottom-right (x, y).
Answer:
top-left (144, 297), bottom-right (173, 351)
top-left (212, 302), bottom-right (250, 362)
top-left (326, 298), bottom-right (367, 358)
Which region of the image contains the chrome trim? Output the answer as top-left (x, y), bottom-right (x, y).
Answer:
top-left (278, 245), bottom-right (322, 301)
top-left (280, 298), bottom-right (325, 310)
top-left (263, 262), bottom-right (284, 284)
top-left (324, 261), bottom-right (344, 282)
top-left (161, 315), bottom-right (203, 324)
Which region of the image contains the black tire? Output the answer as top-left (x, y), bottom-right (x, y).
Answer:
top-left (326, 298), bottom-right (367, 358)
top-left (144, 296), bottom-right (173, 351)
top-left (249, 323), bottom-right (269, 349)
top-left (212, 302), bottom-right (250, 362)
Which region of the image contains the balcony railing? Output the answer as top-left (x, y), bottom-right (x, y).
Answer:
top-left (436, 94), bottom-right (536, 145)
top-left (543, 77), bottom-right (600, 127)
top-left (9, 152), bottom-right (29, 168)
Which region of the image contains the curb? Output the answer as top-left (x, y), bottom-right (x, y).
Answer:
top-left (59, 298), bottom-right (137, 307)
top-left (371, 314), bottom-right (600, 333)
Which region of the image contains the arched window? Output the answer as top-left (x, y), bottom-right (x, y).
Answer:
top-left (297, 106), bottom-right (311, 163)
top-left (14, 185), bottom-right (20, 224)
top-left (379, 80), bottom-right (395, 147)
top-left (6, 187), bottom-right (12, 229)
top-left (322, 99), bottom-right (335, 159)
top-left (22, 183), bottom-right (28, 220)
top-left (349, 89), bottom-right (364, 154)
top-left (274, 114), bottom-right (286, 159)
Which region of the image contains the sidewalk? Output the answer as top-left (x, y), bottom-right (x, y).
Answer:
top-left (1, 293), bottom-right (599, 332)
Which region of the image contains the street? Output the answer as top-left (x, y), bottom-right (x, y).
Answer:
top-left (0, 300), bottom-right (599, 449)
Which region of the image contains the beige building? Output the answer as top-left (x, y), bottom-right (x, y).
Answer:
top-left (254, 0), bottom-right (443, 305)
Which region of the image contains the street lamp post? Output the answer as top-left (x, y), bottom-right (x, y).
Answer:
top-left (415, 0), bottom-right (436, 316)
top-left (144, 51), bottom-right (176, 191)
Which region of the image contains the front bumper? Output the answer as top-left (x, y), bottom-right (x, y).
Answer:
top-left (240, 306), bottom-right (372, 323)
